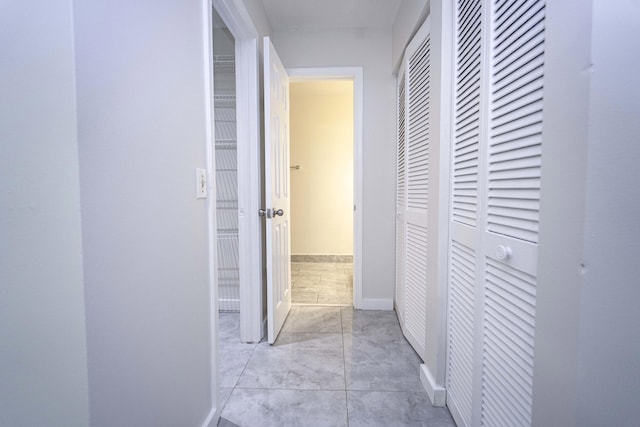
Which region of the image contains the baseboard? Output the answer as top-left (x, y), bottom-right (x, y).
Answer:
top-left (420, 364), bottom-right (446, 407)
top-left (357, 298), bottom-right (394, 310)
top-left (291, 254), bottom-right (353, 263)
top-left (261, 316), bottom-right (267, 341)
top-left (201, 405), bottom-right (219, 427)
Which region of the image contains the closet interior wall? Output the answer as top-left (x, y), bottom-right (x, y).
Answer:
top-left (213, 26), bottom-right (239, 312)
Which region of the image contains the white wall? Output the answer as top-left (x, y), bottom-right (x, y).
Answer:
top-left (272, 28), bottom-right (396, 301)
top-left (242, 0), bottom-right (273, 37)
top-left (392, 0), bottom-right (429, 72)
top-left (419, 0), bottom-right (452, 403)
top-left (533, 1), bottom-right (640, 425)
top-left (576, 1), bottom-right (640, 424)
top-left (290, 81), bottom-right (354, 256)
top-left (0, 1), bottom-right (90, 425)
top-left (532, 0), bottom-right (592, 424)
top-left (73, 0), bottom-right (215, 425)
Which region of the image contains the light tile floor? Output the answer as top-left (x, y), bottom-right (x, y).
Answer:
top-left (291, 261), bottom-right (353, 305)
top-left (217, 306), bottom-right (456, 426)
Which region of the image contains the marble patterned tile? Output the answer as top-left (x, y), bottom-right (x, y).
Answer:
top-left (293, 274), bottom-right (322, 285)
top-left (343, 332), bottom-right (424, 391)
top-left (341, 307), bottom-right (403, 337)
top-left (217, 417), bottom-right (239, 427)
top-left (282, 306), bottom-right (342, 333)
top-left (219, 341), bottom-right (256, 388)
top-left (321, 281), bottom-right (352, 292)
top-left (347, 391), bottom-right (456, 427)
top-left (291, 261), bottom-right (353, 304)
top-left (292, 277), bottom-right (323, 288)
top-left (217, 305), bottom-right (456, 425)
top-left (219, 387), bottom-right (234, 413)
top-left (218, 312), bottom-right (241, 342)
top-left (321, 272), bottom-right (352, 283)
top-left (237, 332), bottom-right (345, 390)
top-left (317, 289), bottom-right (353, 305)
top-left (291, 289), bottom-right (319, 304)
top-left (220, 388), bottom-right (348, 427)
top-left (218, 312), bottom-right (257, 388)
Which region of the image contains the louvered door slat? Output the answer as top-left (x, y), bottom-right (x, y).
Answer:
top-left (494, 38), bottom-right (544, 88)
top-left (396, 71), bottom-right (407, 324)
top-left (488, 0), bottom-right (545, 244)
top-left (453, 0), bottom-right (482, 228)
top-left (494, 4), bottom-right (544, 53)
top-left (405, 223), bottom-right (428, 354)
top-left (447, 240), bottom-right (477, 427)
top-left (482, 258), bottom-right (536, 427)
top-left (407, 34), bottom-right (431, 213)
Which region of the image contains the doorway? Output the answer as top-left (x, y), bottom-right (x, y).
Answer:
top-left (289, 80), bottom-right (354, 306)
top-left (211, 0), bottom-right (262, 344)
top-left (209, 12), bottom-right (365, 342)
top-left (212, 8), bottom-right (240, 313)
top-left (287, 67), bottom-right (364, 310)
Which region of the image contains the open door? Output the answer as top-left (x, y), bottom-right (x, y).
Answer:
top-left (264, 36), bottom-right (291, 344)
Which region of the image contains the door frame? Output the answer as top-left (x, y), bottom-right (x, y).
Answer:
top-left (286, 67), bottom-right (364, 309)
top-left (212, 0), bottom-right (262, 342)
top-left (202, 2), bottom-right (218, 424)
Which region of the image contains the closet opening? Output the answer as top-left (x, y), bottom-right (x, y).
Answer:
top-left (212, 8), bottom-right (239, 315)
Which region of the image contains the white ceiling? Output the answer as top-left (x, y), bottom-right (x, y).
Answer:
top-left (261, 0), bottom-right (403, 31)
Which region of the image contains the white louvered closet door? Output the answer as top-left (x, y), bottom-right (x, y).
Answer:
top-left (446, 0), bottom-right (482, 423)
top-left (447, 1), bottom-right (545, 426)
top-left (395, 66), bottom-right (407, 327)
top-left (397, 18), bottom-right (432, 360)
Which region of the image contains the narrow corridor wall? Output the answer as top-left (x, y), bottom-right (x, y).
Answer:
top-left (0, 1), bottom-right (90, 425)
top-left (73, 0), bottom-right (215, 424)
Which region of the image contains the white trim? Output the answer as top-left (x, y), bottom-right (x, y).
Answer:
top-left (432, 0), bottom-right (455, 404)
top-left (213, 0), bottom-right (263, 343)
top-left (358, 298), bottom-right (394, 311)
top-left (201, 409), bottom-right (217, 427)
top-left (236, 37), bottom-right (262, 343)
top-left (261, 315), bottom-right (268, 340)
top-left (213, 0), bottom-right (258, 39)
top-left (420, 364), bottom-right (447, 407)
top-left (287, 67), bottom-right (364, 310)
top-left (202, 0), bottom-right (220, 425)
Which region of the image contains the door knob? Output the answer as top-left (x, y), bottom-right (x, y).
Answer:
top-left (273, 208), bottom-right (284, 217)
top-left (496, 245), bottom-right (512, 261)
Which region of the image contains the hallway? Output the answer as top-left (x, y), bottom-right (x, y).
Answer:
top-left (217, 306), bottom-right (455, 426)
top-left (291, 261), bottom-right (353, 305)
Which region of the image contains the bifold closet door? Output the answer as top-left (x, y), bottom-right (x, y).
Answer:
top-left (447, 1), bottom-right (546, 426)
top-left (395, 70), bottom-right (407, 327)
top-left (396, 19), bottom-right (431, 360)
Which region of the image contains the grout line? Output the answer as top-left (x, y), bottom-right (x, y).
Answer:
top-left (341, 306), bottom-right (350, 426)
top-left (219, 316), bottom-right (259, 417)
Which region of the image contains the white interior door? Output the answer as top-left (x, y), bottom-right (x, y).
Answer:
top-left (264, 36), bottom-right (291, 344)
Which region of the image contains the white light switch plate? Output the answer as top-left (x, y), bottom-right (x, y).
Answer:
top-left (196, 168), bottom-right (207, 199)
